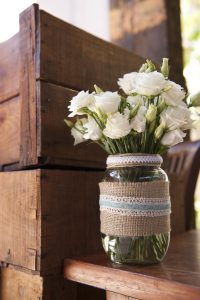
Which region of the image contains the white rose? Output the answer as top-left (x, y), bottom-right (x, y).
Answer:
top-left (161, 129), bottom-right (186, 147)
top-left (83, 116), bottom-right (102, 140)
top-left (103, 109), bottom-right (131, 139)
top-left (118, 71), bottom-right (167, 96)
top-left (118, 72), bottom-right (138, 95)
top-left (160, 105), bottom-right (192, 130)
top-left (130, 106), bottom-right (147, 133)
top-left (162, 81), bottom-right (186, 106)
top-left (127, 95), bottom-right (144, 107)
top-left (68, 91), bottom-right (95, 117)
top-left (94, 91), bottom-right (121, 113)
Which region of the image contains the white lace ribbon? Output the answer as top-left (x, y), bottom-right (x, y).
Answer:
top-left (106, 154), bottom-right (163, 168)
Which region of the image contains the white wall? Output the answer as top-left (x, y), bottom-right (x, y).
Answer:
top-left (0, 0), bottom-right (110, 43)
top-left (0, 0), bottom-right (34, 42)
top-left (38, 0), bottom-right (110, 40)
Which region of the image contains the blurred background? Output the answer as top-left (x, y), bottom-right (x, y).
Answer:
top-left (0, 0), bottom-right (200, 225)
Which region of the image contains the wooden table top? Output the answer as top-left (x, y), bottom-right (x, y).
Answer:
top-left (64, 230), bottom-right (200, 300)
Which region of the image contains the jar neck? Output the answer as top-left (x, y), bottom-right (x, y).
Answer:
top-left (106, 153), bottom-right (163, 169)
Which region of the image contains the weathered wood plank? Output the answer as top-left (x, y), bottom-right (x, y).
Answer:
top-left (106, 291), bottom-right (129, 300)
top-left (0, 169), bottom-right (103, 275)
top-left (39, 169), bottom-right (103, 275)
top-left (39, 9), bottom-right (145, 91)
top-left (0, 267), bottom-right (77, 300)
top-left (0, 170), bottom-right (39, 270)
top-left (0, 267), bottom-right (42, 300)
top-left (64, 231), bottom-right (200, 299)
top-left (19, 4), bottom-right (40, 167)
top-left (0, 34), bottom-right (20, 103)
top-left (110, 0), bottom-right (185, 87)
top-left (0, 97), bottom-right (20, 166)
top-left (38, 81), bottom-right (106, 168)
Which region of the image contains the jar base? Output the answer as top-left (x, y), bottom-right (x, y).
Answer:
top-left (102, 233), bottom-right (170, 265)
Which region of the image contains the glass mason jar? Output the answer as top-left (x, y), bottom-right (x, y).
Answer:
top-left (100, 154), bottom-right (170, 265)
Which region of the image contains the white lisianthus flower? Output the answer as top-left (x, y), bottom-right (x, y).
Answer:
top-left (134, 71), bottom-right (167, 96)
top-left (162, 81), bottom-right (186, 106)
top-left (94, 91), bottom-right (121, 113)
top-left (161, 129), bottom-right (186, 147)
top-left (68, 91), bottom-right (95, 117)
top-left (118, 72), bottom-right (138, 95)
top-left (127, 95), bottom-right (144, 107)
top-left (130, 106), bottom-right (147, 133)
top-left (83, 116), bottom-right (102, 140)
top-left (71, 119), bottom-right (87, 145)
top-left (160, 105), bottom-right (192, 131)
top-left (118, 71), bottom-right (167, 96)
top-left (103, 109), bottom-right (131, 139)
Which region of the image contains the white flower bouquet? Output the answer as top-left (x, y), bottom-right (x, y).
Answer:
top-left (65, 58), bottom-right (198, 154)
top-left (64, 58), bottom-right (200, 264)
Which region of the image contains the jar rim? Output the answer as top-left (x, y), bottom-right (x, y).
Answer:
top-left (106, 153), bottom-right (163, 168)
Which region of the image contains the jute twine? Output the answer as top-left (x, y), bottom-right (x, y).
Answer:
top-left (99, 154), bottom-right (171, 237)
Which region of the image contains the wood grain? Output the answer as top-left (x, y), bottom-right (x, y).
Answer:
top-left (0, 34), bottom-right (20, 103)
top-left (110, 0), bottom-right (185, 88)
top-left (163, 141), bottom-right (200, 233)
top-left (106, 291), bottom-right (129, 300)
top-left (64, 230), bottom-right (200, 300)
top-left (0, 169), bottom-right (103, 275)
top-left (19, 4), bottom-right (40, 167)
top-left (0, 4), bottom-right (145, 169)
top-left (0, 170), bottom-right (39, 270)
top-left (0, 96), bottom-right (20, 166)
top-left (0, 267), bottom-right (42, 300)
top-left (39, 9), bottom-right (145, 91)
top-left (0, 267), bottom-right (77, 300)
top-left (38, 81), bottom-right (106, 168)
top-left (39, 169), bottom-right (103, 275)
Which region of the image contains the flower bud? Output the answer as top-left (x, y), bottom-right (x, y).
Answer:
top-left (94, 84), bottom-right (103, 94)
top-left (130, 103), bottom-right (140, 119)
top-left (154, 123), bottom-right (165, 140)
top-left (146, 104), bottom-right (157, 123)
top-left (148, 119), bottom-right (156, 134)
top-left (158, 97), bottom-right (166, 113)
top-left (190, 91), bottom-right (200, 107)
top-left (64, 119), bottom-right (74, 128)
top-left (161, 58), bottom-right (170, 78)
top-left (139, 62), bottom-right (148, 73)
top-left (145, 60), bottom-right (156, 73)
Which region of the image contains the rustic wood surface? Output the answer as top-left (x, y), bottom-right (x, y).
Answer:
top-left (0, 267), bottom-right (42, 300)
top-left (0, 171), bottom-right (38, 270)
top-left (0, 267), bottom-right (79, 300)
top-left (19, 4), bottom-right (40, 167)
top-left (39, 9), bottom-right (144, 92)
top-left (0, 96), bottom-right (20, 166)
top-left (0, 34), bottom-right (20, 103)
top-left (0, 169), bottom-right (103, 275)
top-left (39, 169), bottom-right (103, 275)
top-left (64, 230), bottom-right (200, 300)
top-left (0, 4), bottom-right (145, 170)
top-left (163, 141), bottom-right (200, 233)
top-left (110, 0), bottom-right (185, 88)
top-left (107, 291), bottom-right (137, 300)
top-left (39, 81), bottom-right (106, 168)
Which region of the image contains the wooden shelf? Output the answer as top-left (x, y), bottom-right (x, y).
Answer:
top-left (64, 230), bottom-right (200, 300)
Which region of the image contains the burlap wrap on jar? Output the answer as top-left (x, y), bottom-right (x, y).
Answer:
top-left (99, 154), bottom-right (171, 237)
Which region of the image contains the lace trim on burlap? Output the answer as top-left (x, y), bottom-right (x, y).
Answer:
top-left (99, 180), bottom-right (171, 236)
top-left (106, 154), bottom-right (163, 168)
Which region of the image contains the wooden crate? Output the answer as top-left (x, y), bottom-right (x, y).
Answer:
top-left (0, 4), bottom-right (144, 170)
top-left (0, 169), bottom-right (103, 275)
top-left (0, 267), bottom-right (106, 300)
